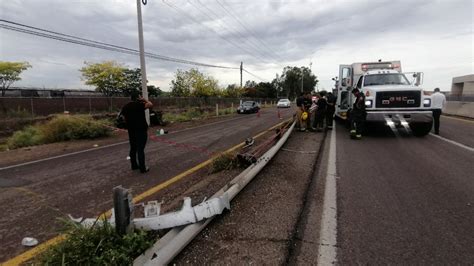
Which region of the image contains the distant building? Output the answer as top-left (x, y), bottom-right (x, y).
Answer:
top-left (451, 74), bottom-right (474, 96)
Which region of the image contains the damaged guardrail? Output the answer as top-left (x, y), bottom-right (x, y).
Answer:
top-left (69, 192), bottom-right (230, 232)
top-left (67, 120), bottom-right (294, 265)
top-left (134, 120), bottom-right (295, 265)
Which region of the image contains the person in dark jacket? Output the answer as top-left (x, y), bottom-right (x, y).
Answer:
top-left (350, 88), bottom-right (366, 140)
top-left (313, 91), bottom-right (327, 132)
top-left (121, 91), bottom-right (153, 173)
top-left (326, 92), bottom-right (337, 129)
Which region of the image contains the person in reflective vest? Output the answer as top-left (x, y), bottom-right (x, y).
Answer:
top-left (350, 88), bottom-right (366, 140)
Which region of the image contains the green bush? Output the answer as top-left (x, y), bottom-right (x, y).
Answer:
top-left (6, 115), bottom-right (111, 149)
top-left (163, 108), bottom-right (206, 123)
top-left (39, 219), bottom-right (156, 265)
top-left (39, 115), bottom-right (110, 143)
top-left (3, 107), bottom-right (33, 119)
top-left (7, 126), bottom-right (44, 149)
top-left (218, 108), bottom-right (232, 116)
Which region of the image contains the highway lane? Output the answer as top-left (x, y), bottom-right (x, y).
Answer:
top-left (436, 116), bottom-right (474, 148)
top-left (0, 107), bottom-right (293, 262)
top-left (336, 120), bottom-right (474, 263)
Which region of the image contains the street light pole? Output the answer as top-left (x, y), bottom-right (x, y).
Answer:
top-left (301, 73), bottom-right (303, 93)
top-left (136, 0), bottom-right (150, 124)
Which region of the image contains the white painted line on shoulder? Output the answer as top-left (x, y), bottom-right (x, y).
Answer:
top-left (0, 141), bottom-right (129, 171)
top-left (442, 115), bottom-right (474, 124)
top-left (429, 133), bottom-right (474, 152)
top-left (317, 125), bottom-right (338, 264)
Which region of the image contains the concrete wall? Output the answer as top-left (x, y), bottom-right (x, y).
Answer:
top-left (451, 74), bottom-right (474, 95)
top-left (444, 101), bottom-right (474, 118)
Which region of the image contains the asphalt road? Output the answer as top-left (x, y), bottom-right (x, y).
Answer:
top-left (173, 115), bottom-right (474, 264)
top-left (0, 107), bottom-right (293, 262)
top-left (336, 117), bottom-right (474, 263)
top-left (435, 116), bottom-right (474, 148)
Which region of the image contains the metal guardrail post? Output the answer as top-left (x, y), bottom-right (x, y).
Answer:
top-left (113, 186), bottom-right (134, 235)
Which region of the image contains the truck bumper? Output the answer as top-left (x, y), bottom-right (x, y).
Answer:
top-left (366, 110), bottom-right (432, 123)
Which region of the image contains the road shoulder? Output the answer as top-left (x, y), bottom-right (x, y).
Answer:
top-left (173, 130), bottom-right (325, 264)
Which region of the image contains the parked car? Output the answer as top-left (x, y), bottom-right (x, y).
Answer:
top-left (277, 99), bottom-right (291, 108)
top-left (237, 101), bottom-right (260, 114)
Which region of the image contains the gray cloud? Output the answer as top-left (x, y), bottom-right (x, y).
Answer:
top-left (1, 0), bottom-right (472, 91)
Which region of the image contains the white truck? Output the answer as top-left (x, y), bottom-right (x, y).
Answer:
top-left (335, 60), bottom-right (433, 136)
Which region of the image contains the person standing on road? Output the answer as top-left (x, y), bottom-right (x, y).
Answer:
top-left (431, 87), bottom-right (446, 135)
top-left (296, 93), bottom-right (306, 131)
top-left (121, 91), bottom-right (153, 173)
top-left (313, 91), bottom-right (327, 132)
top-left (350, 88), bottom-right (366, 140)
top-left (326, 92), bottom-right (337, 129)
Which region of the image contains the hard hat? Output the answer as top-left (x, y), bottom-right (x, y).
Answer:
top-left (301, 111), bottom-right (308, 121)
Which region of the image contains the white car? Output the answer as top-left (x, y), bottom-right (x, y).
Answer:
top-left (277, 99), bottom-right (291, 108)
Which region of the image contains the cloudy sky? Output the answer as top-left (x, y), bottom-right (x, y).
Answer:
top-left (1, 0), bottom-right (472, 92)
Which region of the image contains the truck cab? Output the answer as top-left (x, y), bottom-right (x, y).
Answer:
top-left (335, 61), bottom-right (433, 136)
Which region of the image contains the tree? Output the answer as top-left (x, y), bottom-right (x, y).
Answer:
top-left (255, 82), bottom-right (277, 98)
top-left (122, 68), bottom-right (142, 97)
top-left (223, 84), bottom-right (243, 98)
top-left (0, 61), bottom-right (32, 96)
top-left (274, 66), bottom-right (318, 99)
top-left (80, 61), bottom-right (126, 97)
top-left (147, 85), bottom-right (163, 97)
top-left (242, 80), bottom-right (257, 97)
top-left (170, 68), bottom-right (220, 97)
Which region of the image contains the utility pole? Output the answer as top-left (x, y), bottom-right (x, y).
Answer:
top-left (240, 62), bottom-right (243, 88)
top-left (301, 68), bottom-right (304, 93)
top-left (136, 0), bottom-right (149, 124)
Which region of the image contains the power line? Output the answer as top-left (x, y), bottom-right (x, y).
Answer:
top-left (0, 19), bottom-right (239, 70)
top-left (216, 0), bottom-right (284, 61)
top-left (193, 0), bottom-right (279, 63)
top-left (162, 0), bottom-right (269, 64)
top-left (242, 68), bottom-right (268, 82)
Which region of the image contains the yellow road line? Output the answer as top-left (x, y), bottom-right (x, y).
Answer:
top-left (3, 118), bottom-right (291, 266)
top-left (442, 115), bottom-right (474, 123)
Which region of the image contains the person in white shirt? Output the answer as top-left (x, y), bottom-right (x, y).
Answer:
top-left (431, 88), bottom-right (446, 135)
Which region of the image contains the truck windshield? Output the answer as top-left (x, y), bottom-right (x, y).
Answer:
top-left (364, 74), bottom-right (410, 86)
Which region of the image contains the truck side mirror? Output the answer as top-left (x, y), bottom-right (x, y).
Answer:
top-left (414, 72), bottom-right (423, 86)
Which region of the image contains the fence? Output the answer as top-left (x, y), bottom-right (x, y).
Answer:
top-left (445, 94), bottom-right (474, 102)
top-left (0, 97), bottom-right (278, 118)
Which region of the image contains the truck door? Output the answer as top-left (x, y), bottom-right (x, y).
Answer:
top-left (336, 65), bottom-right (352, 119)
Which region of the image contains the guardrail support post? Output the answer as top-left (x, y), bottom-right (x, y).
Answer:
top-left (113, 186), bottom-right (134, 235)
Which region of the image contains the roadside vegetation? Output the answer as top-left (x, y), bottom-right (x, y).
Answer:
top-left (209, 152), bottom-right (243, 174)
top-left (6, 115), bottom-right (111, 149)
top-left (38, 219), bottom-right (156, 265)
top-left (163, 107), bottom-right (235, 123)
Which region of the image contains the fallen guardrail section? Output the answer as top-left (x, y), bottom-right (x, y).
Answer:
top-left (134, 120), bottom-right (295, 265)
top-left (68, 120), bottom-right (295, 265)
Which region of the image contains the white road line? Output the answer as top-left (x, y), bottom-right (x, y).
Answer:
top-left (317, 125), bottom-right (338, 264)
top-left (0, 141), bottom-right (130, 171)
top-left (429, 133), bottom-right (474, 152)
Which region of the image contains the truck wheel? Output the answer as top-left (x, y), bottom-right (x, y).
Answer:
top-left (410, 122), bottom-right (432, 137)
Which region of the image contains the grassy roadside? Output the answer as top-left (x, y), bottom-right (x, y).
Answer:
top-left (163, 107), bottom-right (235, 123)
top-left (5, 115), bottom-right (112, 150)
top-left (37, 219), bottom-right (156, 265)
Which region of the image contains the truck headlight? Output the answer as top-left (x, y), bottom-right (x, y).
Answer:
top-left (423, 98), bottom-right (431, 107)
top-left (365, 100), bottom-right (373, 108)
